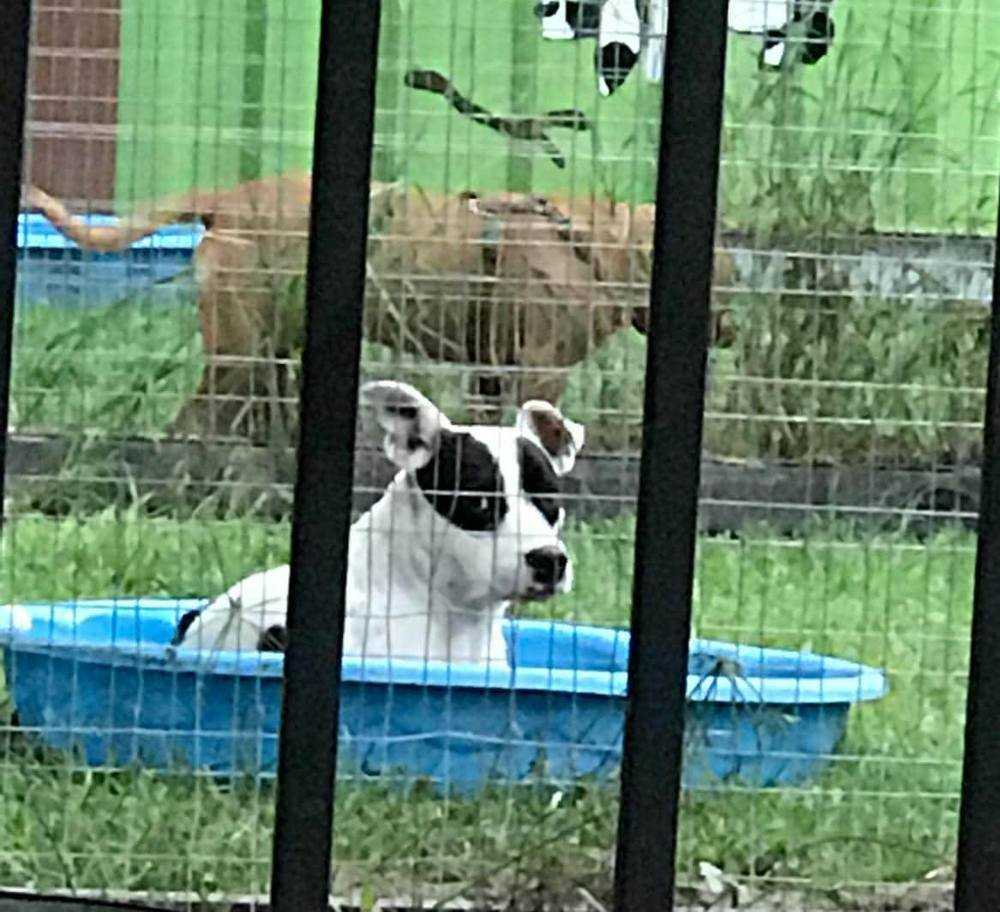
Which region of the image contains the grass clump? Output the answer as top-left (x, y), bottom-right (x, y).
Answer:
top-left (11, 299), bottom-right (202, 437)
top-left (705, 295), bottom-right (988, 465)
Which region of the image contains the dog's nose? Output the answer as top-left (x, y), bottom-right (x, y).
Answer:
top-left (525, 547), bottom-right (568, 585)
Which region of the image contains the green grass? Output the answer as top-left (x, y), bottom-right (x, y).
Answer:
top-left (9, 297), bottom-right (652, 450)
top-left (10, 300), bottom-right (202, 437)
top-left (703, 294), bottom-right (989, 465)
top-left (11, 297), bottom-right (987, 466)
top-left (0, 512), bottom-right (973, 900)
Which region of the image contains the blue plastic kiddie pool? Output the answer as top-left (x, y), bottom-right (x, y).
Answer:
top-left (17, 213), bottom-right (202, 308)
top-left (0, 599), bottom-right (887, 791)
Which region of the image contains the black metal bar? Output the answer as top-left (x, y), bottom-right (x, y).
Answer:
top-left (955, 177), bottom-right (1000, 912)
top-left (0, 0), bottom-right (32, 528)
top-left (269, 3), bottom-right (382, 912)
top-left (612, 2), bottom-right (730, 910)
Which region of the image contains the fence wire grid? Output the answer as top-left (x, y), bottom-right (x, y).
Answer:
top-left (1, 0), bottom-right (999, 910)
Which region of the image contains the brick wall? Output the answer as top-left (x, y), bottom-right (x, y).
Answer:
top-left (25, 0), bottom-right (119, 209)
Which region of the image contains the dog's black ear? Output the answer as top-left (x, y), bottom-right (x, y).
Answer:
top-left (361, 380), bottom-right (448, 471)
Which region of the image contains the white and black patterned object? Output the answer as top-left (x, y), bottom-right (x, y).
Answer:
top-left (535, 0), bottom-right (644, 96)
top-left (645, 0), bottom-right (835, 78)
top-left (535, 0), bottom-right (835, 97)
top-left (759, 0), bottom-right (834, 68)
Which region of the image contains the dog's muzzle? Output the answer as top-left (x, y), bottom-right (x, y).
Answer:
top-left (524, 546), bottom-right (569, 598)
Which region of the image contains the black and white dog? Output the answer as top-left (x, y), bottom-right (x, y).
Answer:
top-left (173, 381), bottom-right (584, 668)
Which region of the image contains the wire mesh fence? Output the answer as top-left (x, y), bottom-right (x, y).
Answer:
top-left (1, 0), bottom-right (998, 909)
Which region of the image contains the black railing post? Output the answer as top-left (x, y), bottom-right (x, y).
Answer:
top-left (612, 1), bottom-right (729, 909)
top-left (955, 178), bottom-right (1000, 912)
top-left (269, 3), bottom-right (382, 912)
top-left (0, 0), bottom-right (33, 524)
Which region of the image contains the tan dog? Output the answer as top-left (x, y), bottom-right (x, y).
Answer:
top-left (26, 178), bottom-right (733, 440)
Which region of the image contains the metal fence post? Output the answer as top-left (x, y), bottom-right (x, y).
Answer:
top-left (955, 176), bottom-right (1000, 912)
top-left (612, 1), bottom-right (729, 909)
top-left (269, 2), bottom-right (382, 912)
top-left (0, 0), bottom-right (32, 526)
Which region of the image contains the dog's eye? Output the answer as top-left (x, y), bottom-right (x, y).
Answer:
top-left (456, 493), bottom-right (502, 532)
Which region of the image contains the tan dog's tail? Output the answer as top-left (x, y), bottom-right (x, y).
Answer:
top-left (23, 185), bottom-right (188, 253)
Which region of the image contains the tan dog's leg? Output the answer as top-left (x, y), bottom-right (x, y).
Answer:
top-left (171, 232), bottom-right (305, 441)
